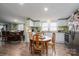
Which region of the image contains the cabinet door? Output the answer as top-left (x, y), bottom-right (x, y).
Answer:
top-left (27, 20), bottom-right (33, 26)
top-left (34, 22), bottom-right (40, 27)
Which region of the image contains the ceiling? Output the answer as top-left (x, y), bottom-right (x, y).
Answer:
top-left (0, 3), bottom-right (79, 23)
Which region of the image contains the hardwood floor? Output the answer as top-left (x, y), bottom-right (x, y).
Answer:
top-left (0, 41), bottom-right (73, 56)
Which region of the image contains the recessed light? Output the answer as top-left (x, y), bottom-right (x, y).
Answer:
top-left (44, 7), bottom-right (48, 11)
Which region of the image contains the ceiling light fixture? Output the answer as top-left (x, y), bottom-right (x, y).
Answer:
top-left (44, 7), bottom-right (48, 11)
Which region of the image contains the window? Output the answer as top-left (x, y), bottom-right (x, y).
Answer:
top-left (42, 22), bottom-right (57, 31)
top-left (49, 23), bottom-right (57, 31)
top-left (17, 24), bottom-right (24, 31)
top-left (42, 23), bottom-right (48, 31)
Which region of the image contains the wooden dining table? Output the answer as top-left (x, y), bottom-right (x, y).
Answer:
top-left (40, 36), bottom-right (51, 55)
top-left (30, 36), bottom-right (51, 55)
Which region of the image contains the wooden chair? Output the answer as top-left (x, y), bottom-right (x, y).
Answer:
top-left (48, 32), bottom-right (56, 55)
top-left (32, 33), bottom-right (43, 55)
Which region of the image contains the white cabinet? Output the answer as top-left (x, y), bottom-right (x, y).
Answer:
top-left (26, 19), bottom-right (41, 27)
top-left (56, 32), bottom-right (65, 43)
top-left (17, 24), bottom-right (24, 31)
top-left (57, 20), bottom-right (68, 26)
top-left (27, 20), bottom-right (33, 26)
top-left (33, 22), bottom-right (41, 27)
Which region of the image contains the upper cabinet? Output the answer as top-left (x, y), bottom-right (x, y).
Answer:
top-left (57, 20), bottom-right (68, 26)
top-left (33, 21), bottom-right (41, 27)
top-left (29, 20), bottom-right (34, 26)
top-left (26, 19), bottom-right (34, 26)
top-left (26, 17), bottom-right (41, 27)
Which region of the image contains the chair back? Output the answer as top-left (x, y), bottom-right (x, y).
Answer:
top-left (52, 33), bottom-right (56, 43)
top-left (34, 33), bottom-right (40, 48)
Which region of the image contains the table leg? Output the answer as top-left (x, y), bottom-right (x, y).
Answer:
top-left (45, 42), bottom-right (48, 55)
top-left (29, 40), bottom-right (32, 53)
top-left (42, 42), bottom-right (45, 53)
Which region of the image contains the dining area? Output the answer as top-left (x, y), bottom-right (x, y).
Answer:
top-left (28, 31), bottom-right (56, 55)
top-left (0, 3), bottom-right (79, 56)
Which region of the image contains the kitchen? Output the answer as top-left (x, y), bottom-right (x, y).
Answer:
top-left (0, 3), bottom-right (79, 56)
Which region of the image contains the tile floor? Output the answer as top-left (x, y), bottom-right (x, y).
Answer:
top-left (0, 41), bottom-right (73, 56)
